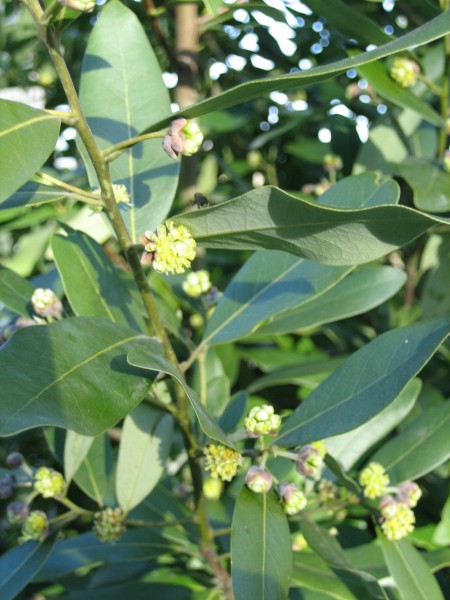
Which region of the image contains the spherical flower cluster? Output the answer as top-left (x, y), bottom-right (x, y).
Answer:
top-left (279, 483), bottom-right (307, 515)
top-left (396, 481), bottom-right (422, 508)
top-left (163, 118), bottom-right (204, 160)
top-left (380, 499), bottom-right (415, 541)
top-left (140, 221), bottom-right (196, 274)
top-left (296, 444), bottom-right (325, 477)
top-left (93, 507), bottom-right (126, 543)
top-left (359, 462), bottom-right (390, 499)
top-left (323, 154), bottom-right (343, 172)
top-left (244, 404), bottom-right (281, 437)
top-left (390, 57), bottom-right (420, 88)
top-left (182, 270), bottom-right (212, 298)
top-left (292, 532), bottom-right (308, 552)
top-left (65, 0), bottom-right (96, 12)
top-left (34, 467), bottom-right (66, 498)
top-left (245, 466), bottom-right (273, 494)
top-left (93, 183), bottom-right (131, 206)
top-left (21, 511), bottom-right (48, 542)
top-left (7, 501), bottom-right (29, 525)
top-left (31, 288), bottom-right (63, 318)
top-left (203, 477), bottom-right (223, 500)
top-left (204, 444), bottom-right (243, 482)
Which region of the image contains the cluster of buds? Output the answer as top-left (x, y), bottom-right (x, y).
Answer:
top-left (244, 404), bottom-right (282, 437)
top-left (20, 510), bottom-right (49, 542)
top-left (390, 57), bottom-right (420, 88)
top-left (296, 441), bottom-right (327, 478)
top-left (203, 477), bottom-right (223, 500)
top-left (323, 154), bottom-right (343, 173)
top-left (140, 221), bottom-right (196, 274)
top-left (34, 467), bottom-right (66, 498)
top-left (7, 501), bottom-right (29, 525)
top-left (204, 444), bottom-right (243, 482)
top-left (58, 0), bottom-right (96, 12)
top-left (359, 462), bottom-right (390, 499)
top-left (301, 179), bottom-right (330, 197)
top-left (93, 183), bottom-right (132, 207)
top-left (279, 483), bottom-right (307, 515)
top-left (31, 288), bottom-right (63, 319)
top-left (93, 507), bottom-right (126, 543)
top-left (245, 466), bottom-right (273, 494)
top-left (163, 118), bottom-right (204, 160)
top-left (379, 496), bottom-right (416, 541)
top-left (182, 270), bottom-right (212, 298)
top-left (0, 316), bottom-right (36, 346)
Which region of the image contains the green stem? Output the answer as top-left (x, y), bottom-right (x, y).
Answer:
top-left (40, 0), bottom-right (64, 26)
top-left (103, 131), bottom-right (165, 162)
top-left (417, 73), bottom-right (442, 97)
top-left (438, 21), bottom-right (450, 156)
top-left (36, 171), bottom-right (104, 205)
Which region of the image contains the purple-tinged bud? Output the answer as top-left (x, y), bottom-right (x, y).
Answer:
top-left (31, 288), bottom-right (63, 319)
top-left (62, 0), bottom-right (96, 12)
top-left (396, 481), bottom-right (422, 508)
top-left (0, 474), bottom-right (15, 499)
top-left (21, 511), bottom-right (48, 542)
top-left (5, 452), bottom-right (24, 469)
top-left (279, 483), bottom-right (307, 515)
top-left (296, 445), bottom-right (324, 477)
top-left (7, 501), bottom-right (29, 525)
top-left (162, 118), bottom-right (203, 160)
top-left (245, 466), bottom-right (273, 494)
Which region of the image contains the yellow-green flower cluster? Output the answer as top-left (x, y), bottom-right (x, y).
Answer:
top-left (244, 404), bottom-right (281, 437)
top-left (203, 477), bottom-right (223, 500)
top-left (21, 510), bottom-right (48, 542)
top-left (359, 462), bottom-right (390, 499)
top-left (31, 288), bottom-right (63, 319)
top-left (296, 442), bottom-right (326, 477)
top-left (204, 444), bottom-right (243, 482)
top-left (280, 483), bottom-right (307, 515)
top-left (182, 270), bottom-right (211, 298)
top-left (141, 221), bottom-right (196, 274)
top-left (93, 507), bottom-right (126, 543)
top-left (323, 154), bottom-right (343, 172)
top-left (390, 57), bottom-right (420, 88)
top-left (34, 467), bottom-right (66, 498)
top-left (380, 499), bottom-right (415, 541)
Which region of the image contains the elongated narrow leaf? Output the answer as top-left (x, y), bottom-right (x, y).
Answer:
top-left (300, 517), bottom-right (387, 599)
top-left (116, 404), bottom-right (173, 512)
top-left (292, 553), bottom-right (358, 600)
top-left (0, 537), bottom-right (55, 600)
top-left (127, 342), bottom-right (234, 448)
top-left (379, 536), bottom-right (444, 600)
top-left (204, 250), bottom-right (350, 344)
top-left (318, 172), bottom-right (400, 208)
top-left (52, 231), bottom-right (147, 333)
top-left (64, 430), bottom-right (95, 484)
top-left (71, 433), bottom-right (116, 506)
top-left (275, 318), bottom-right (450, 447)
top-left (143, 12), bottom-right (450, 130)
top-left (0, 317), bottom-right (153, 436)
top-left (324, 379), bottom-right (421, 471)
top-left (356, 58), bottom-right (443, 126)
top-left (0, 100), bottom-right (60, 203)
top-left (0, 265), bottom-right (35, 316)
top-left (371, 402), bottom-right (450, 483)
top-left (0, 182), bottom-right (69, 211)
top-left (231, 487), bottom-right (292, 600)
top-left (79, 0), bottom-right (179, 241)
top-left (173, 186), bottom-right (450, 267)
top-left (255, 266), bottom-right (406, 336)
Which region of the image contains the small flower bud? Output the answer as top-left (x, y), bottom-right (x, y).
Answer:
top-left (182, 270), bottom-right (212, 298)
top-left (63, 0), bottom-right (96, 12)
top-left (245, 466), bottom-right (273, 494)
top-left (279, 483), bottom-right (307, 515)
top-left (6, 452), bottom-right (24, 469)
top-left (390, 57), bottom-right (420, 88)
top-left (93, 507), bottom-right (126, 543)
top-left (94, 183), bottom-right (131, 205)
top-left (204, 444), bottom-right (243, 482)
top-left (162, 118), bottom-right (204, 160)
top-left (323, 154), bottom-right (343, 172)
top-left (203, 477), bottom-right (223, 500)
top-left (380, 500), bottom-right (415, 541)
top-left (34, 467), bottom-right (66, 498)
top-left (292, 532), bottom-right (308, 552)
top-left (21, 511), bottom-right (48, 542)
top-left (140, 221), bottom-right (196, 274)
top-left (359, 462), bottom-right (390, 499)
top-left (244, 404), bottom-right (281, 437)
top-left (296, 445), bottom-right (324, 477)
top-left (395, 481), bottom-right (422, 508)
top-left (189, 313), bottom-right (204, 329)
top-left (31, 288), bottom-right (63, 319)
top-left (443, 149), bottom-right (450, 173)
top-left (7, 501), bottom-right (29, 525)
top-left (0, 475), bottom-right (15, 499)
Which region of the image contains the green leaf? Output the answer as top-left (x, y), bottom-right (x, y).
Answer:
top-left (0, 317), bottom-right (153, 437)
top-left (421, 233), bottom-right (450, 318)
top-left (324, 379), bottom-right (421, 471)
top-left (0, 265), bottom-right (35, 317)
top-left (255, 266), bottom-right (406, 336)
top-left (356, 58), bottom-right (443, 127)
top-left (173, 186), bottom-right (450, 267)
top-left (231, 487), bottom-right (292, 600)
top-left (52, 230), bottom-right (147, 332)
top-left (144, 12), bottom-right (450, 130)
top-left (275, 318), bottom-right (450, 447)
top-left (0, 537), bottom-right (55, 600)
top-left (318, 173), bottom-right (400, 208)
top-left (434, 496), bottom-right (450, 546)
top-left (203, 250), bottom-right (350, 344)
top-left (0, 99), bottom-right (60, 204)
top-left (79, 0), bottom-right (179, 242)
top-left (291, 553), bottom-right (359, 600)
top-left (0, 182), bottom-right (69, 211)
top-left (63, 430), bottom-right (95, 484)
top-left (203, 0), bottom-right (225, 16)
top-left (378, 536), bottom-right (444, 600)
top-left (71, 433), bottom-right (116, 506)
top-left (127, 342), bottom-right (234, 448)
top-left (394, 159), bottom-right (450, 214)
top-left (371, 402), bottom-right (450, 483)
top-left (300, 516), bottom-right (387, 599)
top-left (116, 404), bottom-right (173, 512)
